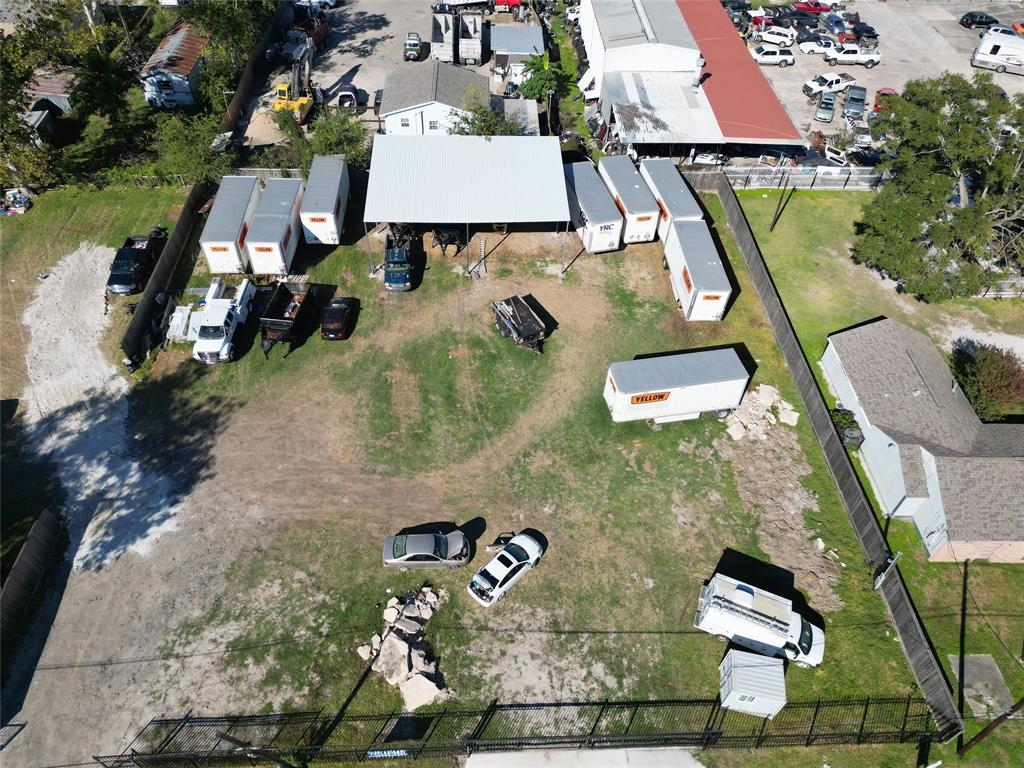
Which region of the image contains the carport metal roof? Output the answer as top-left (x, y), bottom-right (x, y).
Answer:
top-left (364, 135), bottom-right (570, 224)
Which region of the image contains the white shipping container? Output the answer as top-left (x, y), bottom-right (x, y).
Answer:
top-left (639, 158), bottom-right (704, 242)
top-left (301, 155), bottom-right (349, 245)
top-left (719, 650), bottom-right (787, 720)
top-left (200, 176), bottom-right (261, 274)
top-left (603, 348), bottom-right (749, 424)
top-left (564, 162), bottom-right (623, 254)
top-left (598, 154), bottom-right (658, 244)
top-left (246, 178), bottom-right (303, 275)
top-left (664, 220), bottom-right (732, 321)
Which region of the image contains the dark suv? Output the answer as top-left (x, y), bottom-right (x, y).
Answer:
top-left (106, 228), bottom-right (166, 295)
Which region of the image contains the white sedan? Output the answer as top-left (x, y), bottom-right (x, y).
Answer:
top-left (799, 36), bottom-right (840, 55)
top-left (750, 44), bottom-right (795, 67)
top-left (467, 533), bottom-right (543, 606)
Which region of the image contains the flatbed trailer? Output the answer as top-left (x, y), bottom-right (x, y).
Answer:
top-left (259, 281), bottom-right (320, 358)
top-left (492, 295), bottom-right (547, 353)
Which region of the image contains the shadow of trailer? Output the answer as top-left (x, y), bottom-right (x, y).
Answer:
top-left (259, 282), bottom-right (322, 358)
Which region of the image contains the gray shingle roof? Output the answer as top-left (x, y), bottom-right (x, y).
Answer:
top-left (380, 60), bottom-right (488, 115)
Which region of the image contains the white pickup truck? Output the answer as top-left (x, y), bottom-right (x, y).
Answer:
top-left (192, 278), bottom-right (255, 364)
top-left (825, 45), bottom-right (881, 67)
top-left (802, 71), bottom-right (856, 98)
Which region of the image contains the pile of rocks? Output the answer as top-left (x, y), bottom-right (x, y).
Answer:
top-left (356, 587), bottom-right (450, 711)
top-left (725, 383), bottom-right (800, 442)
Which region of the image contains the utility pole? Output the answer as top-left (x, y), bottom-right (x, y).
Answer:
top-left (957, 697), bottom-right (1024, 757)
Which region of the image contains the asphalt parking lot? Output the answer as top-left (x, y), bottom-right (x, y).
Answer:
top-left (758, 0), bottom-right (1024, 141)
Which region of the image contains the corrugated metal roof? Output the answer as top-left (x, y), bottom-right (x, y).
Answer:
top-left (489, 24), bottom-right (544, 56)
top-left (592, 0), bottom-right (696, 51)
top-left (380, 60), bottom-right (488, 115)
top-left (667, 220), bottom-right (730, 292)
top-left (141, 20), bottom-right (207, 78)
top-left (599, 155), bottom-right (657, 214)
top-left (500, 98), bottom-right (539, 135)
top-left (364, 135), bottom-right (570, 224)
top-left (248, 178), bottom-right (302, 243)
top-left (564, 162), bottom-right (620, 226)
top-left (302, 155), bottom-right (348, 215)
top-left (202, 177), bottom-right (260, 244)
top-left (604, 71), bottom-right (723, 145)
top-left (719, 650), bottom-right (786, 713)
top-left (640, 158), bottom-right (703, 221)
top-left (608, 348), bottom-right (748, 395)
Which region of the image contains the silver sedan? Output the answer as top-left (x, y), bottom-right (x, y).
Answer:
top-left (382, 530), bottom-right (470, 570)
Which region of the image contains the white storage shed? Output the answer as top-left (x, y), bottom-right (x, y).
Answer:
top-left (200, 176), bottom-right (261, 274)
top-left (719, 649), bottom-right (787, 720)
top-left (598, 155), bottom-right (659, 244)
top-left (639, 158), bottom-right (703, 242)
top-left (300, 155), bottom-right (349, 245)
top-left (603, 348), bottom-right (749, 424)
top-left (564, 161), bottom-right (623, 254)
top-left (664, 220), bottom-right (732, 321)
top-left (246, 178), bottom-right (303, 275)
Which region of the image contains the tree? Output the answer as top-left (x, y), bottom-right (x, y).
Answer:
top-left (450, 86), bottom-right (524, 136)
top-left (951, 340), bottom-right (1024, 422)
top-left (518, 51), bottom-right (568, 103)
top-left (854, 73), bottom-right (1024, 301)
top-left (154, 113), bottom-right (235, 183)
top-left (0, 31), bottom-right (55, 188)
top-left (309, 110), bottom-right (369, 169)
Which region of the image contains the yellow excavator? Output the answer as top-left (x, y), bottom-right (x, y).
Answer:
top-left (272, 43), bottom-right (314, 124)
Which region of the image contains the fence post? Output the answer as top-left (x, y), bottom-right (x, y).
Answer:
top-left (701, 701), bottom-right (721, 749)
top-left (899, 693), bottom-right (912, 742)
top-left (587, 701), bottom-right (608, 747)
top-left (466, 699), bottom-right (499, 755)
top-left (806, 699), bottom-right (821, 747)
top-left (857, 699), bottom-right (871, 744)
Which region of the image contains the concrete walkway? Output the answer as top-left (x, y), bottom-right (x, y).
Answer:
top-left (467, 747), bottom-right (707, 768)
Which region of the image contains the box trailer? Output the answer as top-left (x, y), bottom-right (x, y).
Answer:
top-left (695, 573), bottom-right (825, 668)
top-left (457, 12), bottom-right (486, 65)
top-left (200, 176), bottom-right (261, 274)
top-left (598, 154), bottom-right (659, 244)
top-left (431, 12), bottom-right (456, 63)
top-left (664, 220), bottom-right (732, 321)
top-left (639, 158), bottom-right (703, 242)
top-left (564, 162), bottom-right (623, 254)
top-left (300, 155), bottom-right (349, 245)
top-left (246, 178), bottom-right (303, 275)
top-left (603, 348), bottom-right (749, 425)
top-left (719, 649), bottom-right (786, 720)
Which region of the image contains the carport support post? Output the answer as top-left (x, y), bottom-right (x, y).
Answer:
top-left (364, 222), bottom-right (373, 275)
top-left (559, 220), bottom-right (568, 279)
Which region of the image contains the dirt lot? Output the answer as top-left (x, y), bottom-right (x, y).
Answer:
top-left (759, 0), bottom-right (1024, 141)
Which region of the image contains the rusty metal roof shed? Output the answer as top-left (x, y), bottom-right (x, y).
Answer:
top-left (141, 20), bottom-right (207, 78)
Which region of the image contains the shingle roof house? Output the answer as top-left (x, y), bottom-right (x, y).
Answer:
top-left (821, 318), bottom-right (1024, 562)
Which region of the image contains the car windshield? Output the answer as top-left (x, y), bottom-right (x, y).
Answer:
top-left (393, 535), bottom-right (407, 558)
top-left (504, 543), bottom-right (530, 563)
top-left (798, 617), bottom-right (814, 656)
top-left (198, 325), bottom-right (225, 340)
top-left (476, 568), bottom-right (497, 589)
top-left (433, 534), bottom-right (448, 559)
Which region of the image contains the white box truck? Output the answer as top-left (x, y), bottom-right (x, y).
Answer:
top-left (246, 178), bottom-right (303, 275)
top-left (200, 176), bottom-right (261, 274)
top-left (598, 154), bottom-right (659, 244)
top-left (564, 161), bottom-right (623, 254)
top-left (719, 649), bottom-right (786, 720)
top-left (603, 348), bottom-right (749, 425)
top-left (664, 220), bottom-right (732, 321)
top-left (191, 278), bottom-right (256, 364)
top-left (694, 573), bottom-right (825, 668)
top-left (300, 155), bottom-right (349, 245)
top-left (639, 158), bottom-right (703, 242)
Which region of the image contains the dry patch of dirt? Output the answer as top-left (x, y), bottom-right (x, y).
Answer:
top-left (386, 358), bottom-right (423, 430)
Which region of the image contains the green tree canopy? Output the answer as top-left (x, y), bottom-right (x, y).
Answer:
top-left (855, 72), bottom-right (1024, 301)
top-left (951, 341), bottom-right (1024, 422)
top-left (450, 86), bottom-right (524, 136)
top-left (518, 51), bottom-right (568, 103)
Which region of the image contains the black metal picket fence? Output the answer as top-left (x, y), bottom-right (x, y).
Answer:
top-left (95, 695), bottom-right (934, 766)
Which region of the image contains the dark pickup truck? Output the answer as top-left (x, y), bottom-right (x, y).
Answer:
top-left (106, 228), bottom-right (166, 295)
top-left (384, 236), bottom-right (412, 292)
top-left (259, 282), bottom-right (321, 358)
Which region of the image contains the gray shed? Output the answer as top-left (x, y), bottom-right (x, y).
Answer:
top-left (639, 158), bottom-right (703, 241)
top-left (719, 649), bottom-right (787, 719)
top-left (598, 154), bottom-right (659, 243)
top-left (564, 161), bottom-right (623, 254)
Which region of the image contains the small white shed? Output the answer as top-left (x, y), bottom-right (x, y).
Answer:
top-left (639, 158), bottom-right (703, 242)
top-left (139, 21), bottom-right (207, 109)
top-left (300, 155), bottom-right (349, 245)
top-left (200, 176), bottom-right (261, 274)
top-left (246, 178), bottom-right (303, 275)
top-left (664, 220), bottom-right (732, 321)
top-left (598, 154), bottom-right (659, 244)
top-left (719, 649), bottom-right (787, 720)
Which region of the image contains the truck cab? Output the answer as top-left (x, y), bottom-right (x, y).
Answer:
top-left (384, 237), bottom-right (412, 292)
top-left (192, 279), bottom-right (255, 364)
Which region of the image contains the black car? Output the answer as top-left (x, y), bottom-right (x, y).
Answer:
top-left (851, 23), bottom-right (878, 40)
top-left (797, 27), bottom-right (826, 44)
top-left (960, 11), bottom-right (999, 29)
top-left (773, 9), bottom-right (817, 28)
top-left (321, 297), bottom-right (358, 340)
top-left (106, 228), bottom-right (166, 295)
top-left (721, 0), bottom-right (751, 11)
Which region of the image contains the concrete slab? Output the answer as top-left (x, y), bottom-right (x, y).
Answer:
top-left (467, 748), bottom-right (707, 768)
top-left (948, 654), bottom-right (1019, 719)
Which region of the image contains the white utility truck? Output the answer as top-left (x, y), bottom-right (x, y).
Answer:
top-left (694, 573), bottom-right (825, 668)
top-left (191, 278), bottom-right (255, 364)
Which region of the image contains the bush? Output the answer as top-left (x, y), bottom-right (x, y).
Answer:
top-left (951, 340), bottom-right (1024, 422)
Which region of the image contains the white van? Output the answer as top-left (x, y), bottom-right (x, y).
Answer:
top-left (972, 37), bottom-right (1024, 76)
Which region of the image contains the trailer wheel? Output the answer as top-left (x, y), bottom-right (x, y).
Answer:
top-left (662, 256), bottom-right (669, 271)
top-left (714, 409), bottom-right (732, 420)
top-left (795, 660), bottom-right (811, 669)
top-left (715, 634), bottom-right (729, 643)
top-left (649, 421), bottom-right (662, 432)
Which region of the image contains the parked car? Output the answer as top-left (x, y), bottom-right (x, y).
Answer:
top-left (383, 529), bottom-right (470, 570)
top-left (721, 0), bottom-right (751, 11)
top-left (1013, 22), bottom-right (1024, 36)
top-left (822, 13), bottom-right (846, 35)
top-left (873, 86), bottom-right (897, 112)
top-left (981, 24), bottom-right (1024, 39)
top-left (814, 91), bottom-right (837, 122)
top-left (796, 26), bottom-right (825, 43)
top-left (792, 1), bottom-right (842, 14)
top-left (467, 533), bottom-right (543, 606)
top-left (825, 44), bottom-right (881, 67)
top-left (336, 84), bottom-right (358, 108)
top-left (106, 229), bottom-right (166, 295)
top-left (565, 5), bottom-right (579, 22)
top-left (799, 34), bottom-right (840, 55)
top-left (787, 13), bottom-right (821, 31)
top-left (843, 85), bottom-right (868, 120)
top-left (321, 296), bottom-right (357, 340)
top-left (802, 71), bottom-right (857, 98)
top-left (755, 26), bottom-right (796, 47)
top-left (960, 11), bottom-right (1000, 29)
top-left (750, 44), bottom-right (795, 66)
top-left (850, 23), bottom-right (878, 41)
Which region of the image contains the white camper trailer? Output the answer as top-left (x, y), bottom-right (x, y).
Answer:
top-left (598, 154), bottom-right (659, 244)
top-left (564, 162), bottom-right (623, 254)
top-left (639, 158), bottom-right (703, 242)
top-left (300, 155), bottom-right (349, 245)
top-left (664, 220), bottom-right (732, 321)
top-left (200, 176), bottom-right (261, 274)
top-left (694, 573), bottom-right (826, 668)
top-left (246, 178), bottom-right (303, 275)
top-left (719, 650), bottom-right (787, 720)
top-left (603, 349), bottom-right (749, 425)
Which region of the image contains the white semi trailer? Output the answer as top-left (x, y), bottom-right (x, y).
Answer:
top-left (300, 155), bottom-right (349, 245)
top-left (638, 158), bottom-right (703, 242)
top-left (246, 178), bottom-right (303, 275)
top-left (664, 219), bottom-right (732, 321)
top-left (564, 161), bottom-right (623, 254)
top-left (598, 154), bottom-right (658, 244)
top-left (694, 573), bottom-right (825, 668)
